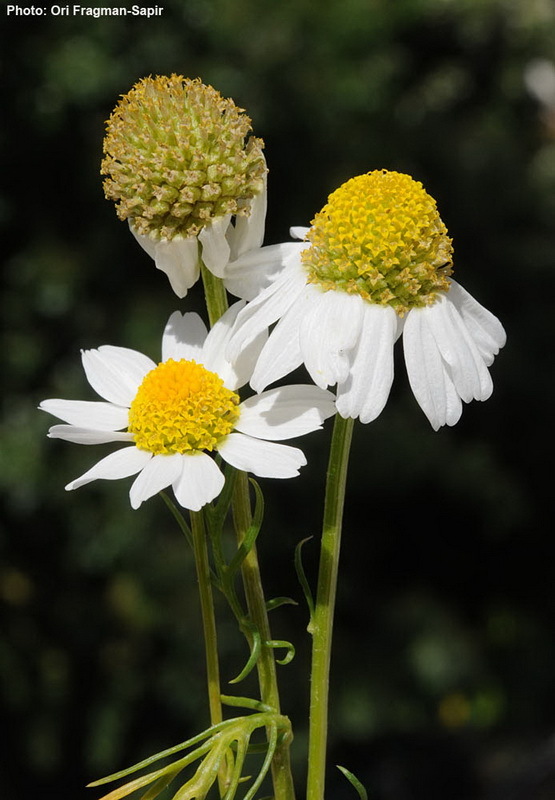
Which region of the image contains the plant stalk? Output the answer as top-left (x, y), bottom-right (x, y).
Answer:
top-left (190, 510), bottom-right (224, 728)
top-left (306, 414), bottom-right (355, 800)
top-left (232, 471), bottom-right (296, 800)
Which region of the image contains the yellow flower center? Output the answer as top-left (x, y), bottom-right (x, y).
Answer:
top-left (127, 359), bottom-right (240, 455)
top-left (301, 170), bottom-right (453, 315)
top-left (101, 75), bottom-right (266, 241)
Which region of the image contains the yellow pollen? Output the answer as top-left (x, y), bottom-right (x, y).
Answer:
top-left (101, 75), bottom-right (266, 241)
top-left (127, 359), bottom-right (240, 455)
top-left (301, 170), bottom-right (453, 315)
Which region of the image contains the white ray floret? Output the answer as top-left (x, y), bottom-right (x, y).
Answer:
top-left (40, 302), bottom-right (336, 511)
top-left (228, 171), bottom-right (506, 429)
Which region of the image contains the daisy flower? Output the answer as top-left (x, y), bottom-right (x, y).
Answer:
top-left (228, 170), bottom-right (506, 430)
top-left (102, 75), bottom-right (271, 299)
top-left (39, 303), bottom-right (336, 511)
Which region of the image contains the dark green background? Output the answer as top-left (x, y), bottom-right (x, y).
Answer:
top-left (2, 1), bottom-right (554, 798)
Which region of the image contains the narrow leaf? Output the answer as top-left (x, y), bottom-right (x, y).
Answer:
top-left (266, 639), bottom-right (295, 666)
top-left (294, 537), bottom-right (315, 624)
top-left (336, 765), bottom-right (369, 800)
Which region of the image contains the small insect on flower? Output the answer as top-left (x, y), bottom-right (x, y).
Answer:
top-left (40, 303), bottom-right (336, 511)
top-left (102, 75), bottom-right (272, 298)
top-left (228, 170), bottom-right (506, 430)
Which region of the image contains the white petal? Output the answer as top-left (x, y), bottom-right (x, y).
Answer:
top-left (172, 453), bottom-right (225, 511)
top-left (130, 223), bottom-right (157, 258)
top-left (129, 453), bottom-right (184, 509)
top-left (250, 287), bottom-right (313, 392)
top-left (427, 296), bottom-right (492, 402)
top-left (227, 171), bottom-right (267, 261)
top-left (202, 301), bottom-right (266, 390)
top-left (39, 399), bottom-right (129, 430)
top-left (82, 346), bottom-right (156, 406)
top-left (290, 226), bottom-right (309, 240)
top-left (299, 289), bottom-right (363, 389)
top-left (162, 311), bottom-right (208, 362)
top-left (403, 308), bottom-right (462, 430)
top-left (198, 215), bottom-right (232, 277)
top-left (224, 242), bottom-right (301, 301)
top-left (236, 385), bottom-right (336, 441)
top-left (226, 255), bottom-right (308, 361)
top-left (217, 433), bottom-right (306, 478)
top-left (448, 280), bottom-right (507, 365)
top-left (131, 226), bottom-right (200, 298)
top-left (335, 304), bottom-right (397, 424)
top-left (47, 426), bottom-right (134, 445)
top-left (65, 447), bottom-right (152, 491)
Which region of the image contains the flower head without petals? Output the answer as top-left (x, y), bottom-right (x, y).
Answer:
top-left (228, 169), bottom-right (506, 430)
top-left (102, 75), bottom-right (266, 240)
top-left (40, 303), bottom-right (336, 511)
top-left (101, 76), bottom-right (269, 297)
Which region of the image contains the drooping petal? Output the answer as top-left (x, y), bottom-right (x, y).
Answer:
top-left (198, 215), bottom-right (232, 277)
top-left (299, 289), bottom-right (364, 389)
top-left (162, 311), bottom-right (208, 362)
top-left (202, 301), bottom-right (267, 390)
top-left (47, 426), bottom-right (134, 445)
top-left (81, 347), bottom-right (156, 406)
top-left (290, 226), bottom-right (309, 240)
top-left (250, 287), bottom-right (313, 392)
top-left (236, 385), bottom-right (336, 441)
top-left (172, 453), bottom-right (225, 511)
top-left (335, 303), bottom-right (397, 423)
top-left (426, 295), bottom-right (492, 402)
top-left (131, 226), bottom-right (200, 298)
top-left (129, 452), bottom-right (184, 509)
top-left (403, 307), bottom-right (462, 430)
top-left (39, 399), bottom-right (129, 430)
top-left (227, 172), bottom-right (267, 261)
top-left (224, 242), bottom-right (301, 301)
top-left (226, 255), bottom-right (308, 361)
top-left (217, 433), bottom-right (306, 478)
top-left (65, 447), bottom-right (152, 491)
top-left (447, 280), bottom-right (507, 365)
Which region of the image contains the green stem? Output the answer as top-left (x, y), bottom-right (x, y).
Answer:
top-left (161, 493), bottom-right (228, 793)
top-left (190, 510), bottom-right (223, 728)
top-left (306, 415), bottom-right (355, 800)
top-left (200, 261), bottom-right (229, 325)
top-left (232, 471), bottom-right (296, 800)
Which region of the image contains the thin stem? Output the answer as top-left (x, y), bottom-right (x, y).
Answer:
top-left (190, 509), bottom-right (233, 798)
top-left (232, 471), bottom-right (296, 800)
top-left (190, 510), bottom-right (223, 728)
top-left (200, 261), bottom-right (229, 325)
top-left (306, 414), bottom-right (355, 800)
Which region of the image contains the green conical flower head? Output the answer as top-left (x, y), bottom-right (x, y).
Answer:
top-left (101, 75), bottom-right (266, 240)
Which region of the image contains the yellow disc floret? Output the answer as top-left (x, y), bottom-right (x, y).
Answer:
top-left (301, 170), bottom-right (453, 316)
top-left (101, 75), bottom-right (266, 241)
top-left (128, 359), bottom-right (240, 455)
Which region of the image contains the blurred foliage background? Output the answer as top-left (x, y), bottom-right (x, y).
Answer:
top-left (2, 0), bottom-right (555, 798)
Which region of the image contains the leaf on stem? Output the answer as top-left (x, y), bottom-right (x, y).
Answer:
top-left (265, 596), bottom-right (298, 612)
top-left (336, 765), bottom-right (369, 800)
top-left (228, 624), bottom-right (262, 684)
top-left (294, 537), bottom-right (315, 626)
top-left (266, 639), bottom-right (295, 666)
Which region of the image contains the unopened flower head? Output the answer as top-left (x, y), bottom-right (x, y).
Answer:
top-left (101, 75), bottom-right (266, 241)
top-left (39, 303), bottom-right (336, 511)
top-left (228, 169), bottom-right (506, 430)
top-left (302, 170), bottom-right (453, 315)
